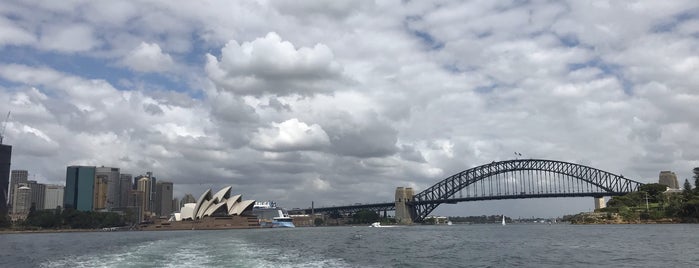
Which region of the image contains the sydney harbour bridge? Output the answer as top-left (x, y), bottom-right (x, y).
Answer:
top-left (289, 159), bottom-right (644, 223)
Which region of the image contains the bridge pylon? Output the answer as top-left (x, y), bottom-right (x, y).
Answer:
top-left (395, 187), bottom-right (415, 224)
top-left (594, 196), bottom-right (606, 210)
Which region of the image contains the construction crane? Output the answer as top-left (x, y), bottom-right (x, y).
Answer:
top-left (0, 111), bottom-right (9, 144)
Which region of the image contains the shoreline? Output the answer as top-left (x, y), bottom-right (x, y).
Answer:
top-left (0, 228), bottom-right (110, 235)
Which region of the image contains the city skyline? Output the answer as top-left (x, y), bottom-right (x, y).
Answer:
top-left (1, 1), bottom-right (698, 217)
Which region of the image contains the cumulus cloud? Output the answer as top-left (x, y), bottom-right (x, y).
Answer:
top-left (39, 24), bottom-right (100, 52)
top-left (251, 118), bottom-right (330, 152)
top-left (121, 42), bottom-right (175, 73)
top-left (0, 17), bottom-right (36, 46)
top-left (205, 32), bottom-right (344, 96)
top-left (272, 1), bottom-right (373, 19)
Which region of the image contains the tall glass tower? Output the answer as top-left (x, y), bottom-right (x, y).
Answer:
top-left (64, 166), bottom-right (96, 211)
top-left (0, 144), bottom-right (11, 215)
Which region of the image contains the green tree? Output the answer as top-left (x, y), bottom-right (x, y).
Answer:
top-left (664, 193), bottom-right (683, 218)
top-left (683, 179), bottom-right (693, 200)
top-left (328, 211), bottom-right (341, 225)
top-left (0, 209), bottom-right (11, 229)
top-left (351, 210), bottom-right (379, 224)
top-left (639, 183), bottom-right (667, 202)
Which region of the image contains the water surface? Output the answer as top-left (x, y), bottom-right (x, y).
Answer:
top-left (2, 224), bottom-right (698, 267)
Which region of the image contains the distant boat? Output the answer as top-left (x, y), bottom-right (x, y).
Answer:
top-left (370, 222), bottom-right (397, 228)
top-left (447, 221), bottom-right (453, 226)
top-left (501, 215), bottom-right (506, 226)
top-left (253, 201), bottom-right (295, 228)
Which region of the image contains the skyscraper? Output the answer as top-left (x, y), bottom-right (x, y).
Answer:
top-left (27, 180), bottom-right (45, 210)
top-left (93, 175), bottom-right (108, 210)
top-left (96, 167), bottom-right (120, 211)
top-left (136, 177), bottom-right (151, 215)
top-left (64, 166), bottom-right (96, 211)
top-left (44, 185), bottom-right (64, 210)
top-left (8, 169), bottom-right (28, 209)
top-left (119, 174), bottom-right (132, 208)
top-left (127, 189), bottom-right (145, 223)
top-left (156, 181), bottom-right (173, 217)
top-left (181, 193), bottom-right (195, 207)
top-left (172, 197), bottom-right (179, 213)
top-left (11, 183), bottom-right (30, 221)
top-left (0, 144), bottom-right (11, 215)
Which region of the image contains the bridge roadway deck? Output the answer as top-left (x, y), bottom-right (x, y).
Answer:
top-left (289, 192), bottom-right (628, 215)
top-left (289, 202), bottom-right (395, 215)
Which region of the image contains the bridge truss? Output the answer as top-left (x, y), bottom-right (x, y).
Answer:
top-left (409, 159), bottom-right (643, 222)
top-left (291, 159), bottom-right (644, 223)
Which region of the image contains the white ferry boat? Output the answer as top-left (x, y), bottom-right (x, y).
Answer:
top-left (253, 201), bottom-right (295, 228)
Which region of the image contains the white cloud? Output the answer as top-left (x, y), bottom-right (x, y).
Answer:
top-left (251, 118), bottom-right (330, 152)
top-left (0, 17), bottom-right (36, 46)
top-left (205, 32), bottom-right (344, 96)
top-left (39, 24), bottom-right (100, 52)
top-left (121, 42), bottom-right (175, 73)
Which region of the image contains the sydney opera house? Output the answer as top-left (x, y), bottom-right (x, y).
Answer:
top-left (144, 186), bottom-right (260, 230)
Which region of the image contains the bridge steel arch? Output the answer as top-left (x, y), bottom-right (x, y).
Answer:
top-left (408, 159), bottom-right (644, 222)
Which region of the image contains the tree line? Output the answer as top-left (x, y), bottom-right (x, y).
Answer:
top-left (599, 167), bottom-right (699, 222)
top-left (10, 204), bottom-right (128, 230)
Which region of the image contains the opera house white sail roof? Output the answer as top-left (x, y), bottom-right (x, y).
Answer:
top-left (173, 186), bottom-right (255, 221)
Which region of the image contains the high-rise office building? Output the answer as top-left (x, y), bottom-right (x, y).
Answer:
top-left (127, 190), bottom-right (145, 223)
top-left (44, 185), bottom-right (64, 210)
top-left (64, 166), bottom-right (96, 211)
top-left (134, 172), bottom-right (158, 215)
top-left (147, 172), bottom-right (157, 216)
top-left (156, 181), bottom-right (173, 217)
top-left (181, 193), bottom-right (196, 207)
top-left (27, 180), bottom-right (45, 210)
top-left (11, 183), bottom-right (31, 215)
top-left (95, 167), bottom-right (120, 210)
top-left (119, 174), bottom-right (132, 208)
top-left (0, 144), bottom-right (11, 215)
top-left (172, 197), bottom-right (179, 213)
top-left (93, 175), bottom-right (108, 210)
top-left (136, 177), bottom-right (151, 215)
top-left (8, 169), bottom-right (28, 209)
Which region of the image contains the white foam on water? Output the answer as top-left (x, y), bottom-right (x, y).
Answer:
top-left (40, 233), bottom-right (351, 268)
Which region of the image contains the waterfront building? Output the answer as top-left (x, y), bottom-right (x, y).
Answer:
top-left (0, 144), bottom-right (11, 215)
top-left (95, 167), bottom-right (120, 210)
top-left (659, 171), bottom-right (679, 189)
top-left (181, 193), bottom-right (196, 206)
top-left (11, 183), bottom-right (31, 216)
top-left (27, 180), bottom-right (46, 210)
top-left (156, 181), bottom-right (173, 217)
top-left (44, 185), bottom-right (64, 210)
top-left (172, 197), bottom-right (179, 213)
top-left (136, 177), bottom-right (152, 216)
top-left (64, 166), bottom-right (96, 211)
top-left (147, 172), bottom-right (157, 216)
top-left (134, 172), bottom-right (157, 213)
top-left (173, 186), bottom-right (255, 221)
top-left (8, 169), bottom-right (28, 210)
top-left (127, 189), bottom-right (145, 223)
top-left (119, 174), bottom-right (132, 208)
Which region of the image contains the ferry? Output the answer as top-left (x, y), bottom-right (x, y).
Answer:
top-left (253, 201), bottom-right (295, 228)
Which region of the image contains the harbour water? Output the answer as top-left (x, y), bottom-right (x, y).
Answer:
top-left (2, 224), bottom-right (698, 267)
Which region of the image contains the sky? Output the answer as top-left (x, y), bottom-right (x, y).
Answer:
top-left (1, 0), bottom-right (698, 218)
